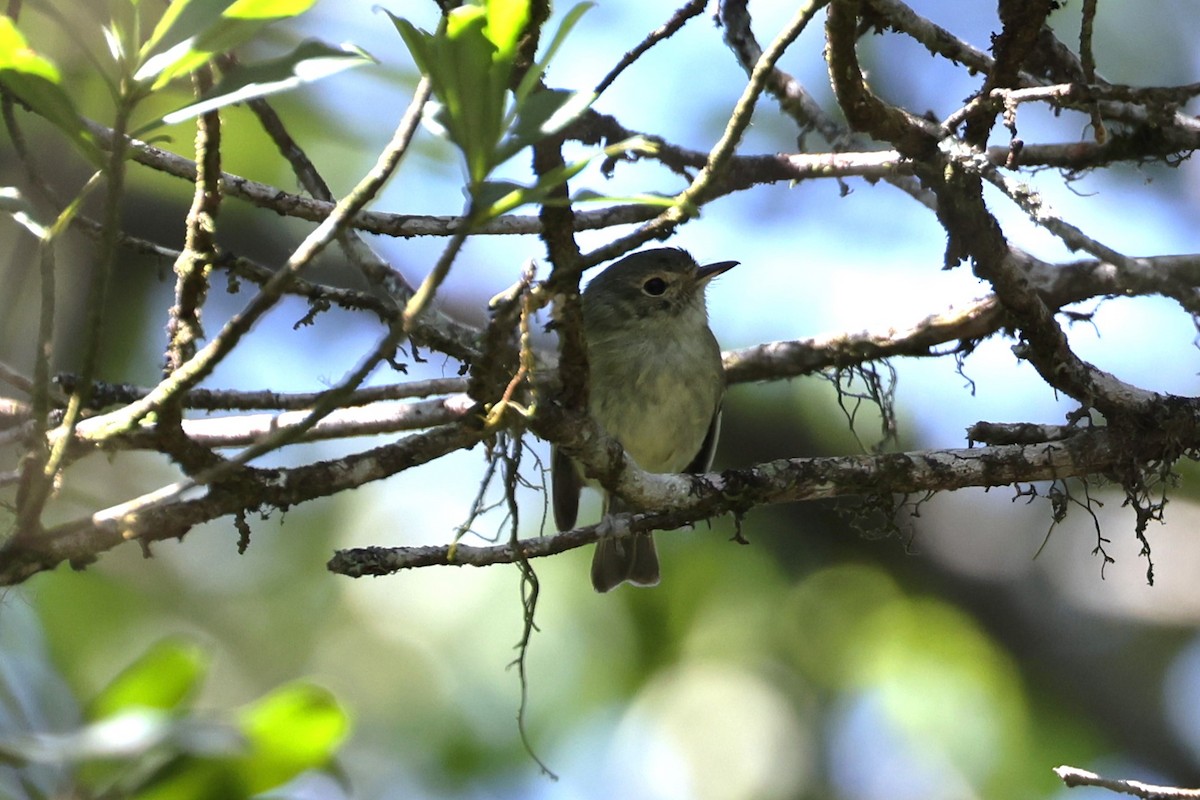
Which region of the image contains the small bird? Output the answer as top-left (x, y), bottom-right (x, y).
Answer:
top-left (551, 247), bottom-right (737, 592)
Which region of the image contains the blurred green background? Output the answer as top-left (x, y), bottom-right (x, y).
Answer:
top-left (4, 1), bottom-right (1200, 798)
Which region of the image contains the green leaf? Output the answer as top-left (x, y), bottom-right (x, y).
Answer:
top-left (0, 18), bottom-right (101, 165)
top-left (140, 0), bottom-right (245, 78)
top-left (472, 153), bottom-right (591, 221)
top-left (235, 683), bottom-right (348, 794)
top-left (444, 3), bottom-right (488, 40)
top-left (224, 0), bottom-right (317, 19)
top-left (473, 133), bottom-right (655, 221)
top-left (484, 0), bottom-right (529, 64)
top-left (571, 189), bottom-right (676, 207)
top-left (0, 186), bottom-right (50, 239)
top-left (137, 0), bottom-right (318, 89)
top-left (127, 758), bottom-right (242, 800)
top-left (441, 7), bottom-right (502, 183)
top-left (390, 0), bottom-right (589, 185)
top-left (0, 17), bottom-right (59, 82)
top-left (141, 40), bottom-right (373, 133)
top-left (513, 1), bottom-right (592, 108)
top-left (391, 4), bottom-right (515, 184)
top-left (496, 88), bottom-right (594, 164)
top-left (88, 638), bottom-right (208, 720)
top-left (386, 14), bottom-right (434, 78)
top-left (471, 179), bottom-right (526, 213)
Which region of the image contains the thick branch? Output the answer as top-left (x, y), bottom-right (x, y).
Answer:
top-left (0, 420), bottom-right (487, 585)
top-left (962, 0), bottom-right (1056, 147)
top-left (328, 427), bottom-right (1132, 576)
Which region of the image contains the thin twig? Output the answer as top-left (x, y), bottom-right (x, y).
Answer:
top-left (52, 375), bottom-right (469, 411)
top-left (82, 116), bottom-right (662, 236)
top-left (238, 61), bottom-right (419, 313)
top-left (865, 0), bottom-right (1200, 137)
top-left (166, 66), bottom-right (221, 374)
top-left (1, 421), bottom-right (489, 584)
top-left (1078, 0), bottom-right (1106, 141)
top-left (121, 396), bottom-right (475, 449)
top-left (1055, 765), bottom-right (1200, 799)
top-left (720, 0), bottom-right (934, 210)
top-left (581, 0), bottom-right (829, 268)
top-left (17, 97), bottom-right (131, 535)
top-left (81, 79), bottom-right (439, 519)
top-left (594, 0), bottom-right (707, 96)
top-left (57, 79), bottom-right (451, 525)
top-left (74, 79), bottom-right (433, 443)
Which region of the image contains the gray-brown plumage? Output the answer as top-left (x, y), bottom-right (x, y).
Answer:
top-left (551, 247), bottom-right (736, 592)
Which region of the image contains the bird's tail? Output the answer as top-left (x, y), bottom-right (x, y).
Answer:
top-left (591, 495), bottom-right (660, 592)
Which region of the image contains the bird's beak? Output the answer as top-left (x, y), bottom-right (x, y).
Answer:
top-left (696, 260), bottom-right (739, 283)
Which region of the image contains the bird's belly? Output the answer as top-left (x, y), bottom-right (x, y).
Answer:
top-left (590, 361), bottom-right (719, 473)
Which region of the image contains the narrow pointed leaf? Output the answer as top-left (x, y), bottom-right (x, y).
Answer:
top-left (514, 1), bottom-right (592, 107)
top-left (484, 0), bottom-right (529, 64)
top-left (472, 154), bottom-right (591, 221)
top-left (236, 683), bottom-right (348, 794)
top-left (444, 9), bottom-right (502, 183)
top-left (471, 179), bottom-right (526, 214)
top-left (0, 186), bottom-right (50, 239)
top-left (136, 0), bottom-right (318, 88)
top-left (386, 13), bottom-right (435, 79)
top-left (495, 88), bottom-right (594, 165)
top-left (570, 189), bottom-right (676, 207)
top-left (224, 0), bottom-right (317, 19)
top-left (88, 638), bottom-right (209, 720)
top-left (140, 0), bottom-right (244, 79)
top-left (0, 18), bottom-right (101, 165)
top-left (144, 40), bottom-right (373, 132)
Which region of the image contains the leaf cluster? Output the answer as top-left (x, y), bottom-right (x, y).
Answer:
top-left (0, 0), bottom-right (372, 161)
top-left (389, 0), bottom-right (602, 221)
top-left (0, 638), bottom-right (348, 799)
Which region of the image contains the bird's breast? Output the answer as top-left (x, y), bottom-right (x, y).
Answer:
top-left (587, 333), bottom-right (722, 473)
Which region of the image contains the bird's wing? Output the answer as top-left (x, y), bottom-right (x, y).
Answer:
top-left (684, 405), bottom-right (722, 474)
top-left (551, 445), bottom-right (581, 531)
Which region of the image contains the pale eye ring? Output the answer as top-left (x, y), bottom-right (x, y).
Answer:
top-left (642, 277), bottom-right (668, 296)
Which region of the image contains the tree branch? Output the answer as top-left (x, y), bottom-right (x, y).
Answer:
top-left (1055, 765), bottom-right (1200, 799)
top-left (0, 420), bottom-right (488, 585)
top-left (328, 426), bottom-right (1135, 576)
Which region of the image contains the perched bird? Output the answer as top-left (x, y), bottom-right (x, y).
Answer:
top-left (551, 247), bottom-right (737, 592)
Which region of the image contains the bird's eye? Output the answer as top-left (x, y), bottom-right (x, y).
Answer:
top-left (642, 277), bottom-right (668, 296)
